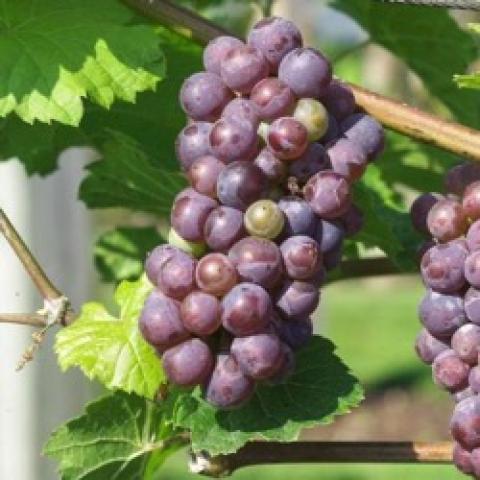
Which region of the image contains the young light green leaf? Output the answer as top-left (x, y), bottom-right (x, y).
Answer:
top-left (171, 336), bottom-right (363, 456)
top-left (55, 275), bottom-right (163, 399)
top-left (44, 392), bottom-right (185, 480)
top-left (454, 73), bottom-right (480, 90)
top-left (0, 0), bottom-right (164, 126)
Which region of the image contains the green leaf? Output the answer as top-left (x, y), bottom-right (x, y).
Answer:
top-left (79, 131), bottom-right (187, 214)
top-left (44, 391), bottom-right (184, 480)
top-left (454, 23), bottom-right (480, 90)
top-left (94, 227), bottom-right (165, 283)
top-left (55, 275), bottom-right (163, 399)
top-left (0, 0), bottom-right (164, 126)
top-left (333, 0), bottom-right (480, 126)
top-left (172, 336), bottom-right (363, 456)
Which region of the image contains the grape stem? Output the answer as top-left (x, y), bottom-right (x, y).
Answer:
top-left (121, 0), bottom-right (480, 161)
top-left (189, 441), bottom-right (453, 477)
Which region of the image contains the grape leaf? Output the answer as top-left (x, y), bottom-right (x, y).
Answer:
top-left (55, 275), bottom-right (163, 399)
top-left (95, 226), bottom-right (165, 283)
top-left (44, 392), bottom-right (184, 480)
top-left (171, 336), bottom-right (363, 456)
top-left (333, 0), bottom-right (480, 126)
top-left (79, 131), bottom-right (187, 214)
top-left (454, 23), bottom-right (480, 91)
top-left (0, 0), bottom-right (164, 126)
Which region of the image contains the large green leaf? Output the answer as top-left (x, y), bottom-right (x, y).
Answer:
top-left (333, 0), bottom-right (480, 126)
top-left (0, 0), bottom-right (164, 126)
top-left (455, 23), bottom-right (480, 91)
top-left (44, 392), bottom-right (184, 480)
top-left (55, 275), bottom-right (163, 399)
top-left (172, 336), bottom-right (363, 456)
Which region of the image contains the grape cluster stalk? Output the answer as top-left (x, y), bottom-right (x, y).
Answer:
top-left (411, 162), bottom-right (480, 477)
top-left (139, 16), bottom-right (385, 410)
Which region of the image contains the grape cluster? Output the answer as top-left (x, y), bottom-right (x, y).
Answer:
top-left (139, 16), bottom-right (384, 410)
top-left (411, 162), bottom-right (480, 477)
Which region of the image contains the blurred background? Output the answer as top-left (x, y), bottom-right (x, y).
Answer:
top-left (0, 0), bottom-right (477, 479)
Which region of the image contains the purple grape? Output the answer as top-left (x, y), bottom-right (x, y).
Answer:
top-left (340, 204), bottom-right (364, 237)
top-left (247, 17), bottom-right (303, 71)
top-left (315, 219), bottom-right (345, 254)
top-left (465, 287), bottom-right (480, 324)
top-left (319, 80), bottom-right (355, 121)
top-left (278, 47), bottom-right (332, 99)
top-left (323, 243), bottom-right (344, 271)
top-left (426, 198), bottom-right (467, 242)
top-left (446, 162), bottom-right (480, 196)
top-left (266, 343), bottom-right (295, 385)
top-left (465, 251), bottom-right (480, 288)
top-left (303, 170), bottom-right (351, 219)
top-left (288, 143), bottom-right (330, 183)
top-left (204, 206), bottom-right (246, 252)
top-left (280, 235), bottom-right (323, 280)
top-left (340, 113), bottom-right (385, 161)
top-left (250, 78), bottom-right (295, 121)
top-left (254, 148), bottom-right (287, 183)
top-left (228, 237), bottom-right (284, 289)
top-left (451, 395), bottom-right (480, 449)
top-left (231, 333), bottom-right (284, 380)
top-left (452, 324), bottom-right (480, 364)
top-left (216, 161), bottom-right (268, 211)
top-left (453, 442), bottom-right (474, 475)
top-left (221, 282), bottom-right (272, 336)
top-left (171, 188), bottom-right (217, 242)
top-left (327, 138), bottom-right (368, 183)
top-left (277, 196), bottom-right (317, 237)
top-left (204, 354), bottom-right (255, 409)
top-left (454, 387), bottom-right (475, 403)
top-left (432, 349), bottom-right (469, 392)
top-left (267, 117), bottom-right (309, 160)
top-left (414, 327), bottom-right (449, 364)
top-left (467, 220), bottom-right (480, 251)
top-left (275, 280), bottom-right (320, 319)
top-left (464, 181), bottom-right (480, 221)
top-left (222, 98), bottom-right (260, 129)
top-left (156, 248), bottom-right (197, 300)
top-left (145, 244), bottom-right (182, 286)
top-left (187, 155), bottom-right (225, 198)
top-left (220, 45), bottom-right (269, 94)
top-left (180, 72), bottom-right (233, 122)
top-left (203, 36), bottom-right (244, 75)
top-left (420, 240), bottom-right (468, 293)
top-left (139, 290), bottom-right (189, 350)
top-left (470, 366), bottom-right (480, 392)
top-left (418, 289), bottom-right (466, 338)
top-left (175, 122), bottom-right (212, 171)
top-left (276, 316), bottom-right (313, 350)
top-left (410, 192), bottom-right (444, 236)
top-left (180, 291), bottom-right (221, 336)
top-left (210, 117), bottom-right (259, 164)
top-left (162, 338), bottom-right (214, 387)
top-left (320, 114), bottom-right (340, 145)
top-left (196, 253), bottom-right (238, 297)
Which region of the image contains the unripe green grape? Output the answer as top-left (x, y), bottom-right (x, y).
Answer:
top-left (257, 121), bottom-right (270, 143)
top-left (293, 98), bottom-right (328, 142)
top-left (245, 200), bottom-right (285, 239)
top-left (168, 227), bottom-right (206, 258)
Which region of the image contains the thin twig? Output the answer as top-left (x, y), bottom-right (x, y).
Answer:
top-left (375, 0), bottom-right (480, 9)
top-left (189, 441), bottom-right (453, 477)
top-left (122, 0), bottom-right (480, 161)
top-left (0, 313), bottom-right (47, 328)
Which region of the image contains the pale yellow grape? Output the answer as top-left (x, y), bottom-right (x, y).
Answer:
top-left (168, 227), bottom-right (206, 258)
top-left (245, 200), bottom-right (285, 239)
top-left (293, 98), bottom-right (329, 142)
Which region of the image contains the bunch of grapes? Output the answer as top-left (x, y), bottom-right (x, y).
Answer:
top-left (139, 16), bottom-right (384, 410)
top-left (411, 162), bottom-right (480, 477)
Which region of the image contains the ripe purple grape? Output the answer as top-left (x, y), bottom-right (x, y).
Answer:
top-left (254, 148), bottom-right (287, 183)
top-left (175, 122), bottom-right (212, 171)
top-left (216, 161), bottom-right (268, 211)
top-left (465, 251), bottom-right (480, 288)
top-left (451, 395), bottom-right (480, 449)
top-left (432, 349), bottom-right (470, 392)
top-left (455, 386), bottom-right (475, 403)
top-left (275, 316), bottom-right (313, 351)
top-left (467, 220), bottom-right (480, 251)
top-left (340, 204), bottom-right (364, 237)
top-left (187, 155), bottom-right (225, 198)
top-left (409, 192), bottom-right (443, 236)
top-left (250, 77), bottom-right (295, 121)
top-left (465, 287), bottom-right (480, 325)
top-left (277, 196), bottom-right (317, 237)
top-left (327, 138), bottom-right (368, 183)
top-left (303, 170), bottom-right (352, 219)
top-left (162, 338), bottom-right (214, 387)
top-left (171, 188), bottom-right (217, 242)
top-left (145, 244), bottom-right (182, 286)
top-left (323, 243), bottom-right (343, 271)
top-left (452, 324), bottom-right (480, 365)
top-left (221, 283), bottom-right (272, 336)
top-left (221, 98), bottom-right (260, 129)
top-left (267, 343), bottom-right (295, 385)
top-left (315, 219), bottom-right (345, 254)
top-left (470, 366), bottom-right (480, 392)
top-left (204, 206), bottom-right (246, 252)
top-left (288, 142), bottom-right (330, 183)
top-left (414, 328), bottom-right (449, 364)
top-left (181, 291), bottom-right (221, 336)
top-left (426, 198), bottom-right (467, 242)
top-left (220, 45), bottom-right (269, 94)
top-left (203, 36), bottom-right (244, 75)
top-left (280, 235), bottom-right (323, 280)
top-left (446, 162), bottom-right (480, 196)
top-left (247, 16), bottom-right (303, 71)
top-left (267, 117), bottom-right (309, 160)
top-left (278, 47), bottom-right (332, 98)
top-left (196, 253), bottom-right (238, 297)
top-left (463, 181), bottom-right (480, 221)
top-left (319, 80), bottom-right (355, 121)
top-left (275, 280), bottom-right (320, 319)
top-left (453, 442), bottom-right (474, 475)
top-left (320, 114), bottom-right (340, 145)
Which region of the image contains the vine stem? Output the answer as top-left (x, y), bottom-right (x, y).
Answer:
top-left (189, 441), bottom-right (453, 477)
top-left (0, 313), bottom-right (47, 328)
top-left (122, 0), bottom-right (480, 161)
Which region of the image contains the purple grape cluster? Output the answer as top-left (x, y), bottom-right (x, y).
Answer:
top-left (139, 16), bottom-right (384, 410)
top-left (411, 162), bottom-right (480, 477)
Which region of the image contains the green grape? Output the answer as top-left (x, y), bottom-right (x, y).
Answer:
top-left (257, 121), bottom-right (270, 143)
top-left (244, 200), bottom-right (285, 239)
top-left (293, 98), bottom-right (329, 142)
top-left (168, 227), bottom-right (206, 258)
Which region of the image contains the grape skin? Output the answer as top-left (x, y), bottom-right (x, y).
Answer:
top-left (250, 77), bottom-right (295, 121)
top-left (409, 192), bottom-right (443, 236)
top-left (451, 396), bottom-right (480, 449)
top-left (323, 243), bottom-right (343, 271)
top-left (145, 244), bottom-right (183, 286)
top-left (465, 287), bottom-right (480, 325)
top-left (319, 80), bottom-right (355, 121)
top-left (277, 196), bottom-right (317, 237)
top-left (275, 280), bottom-right (320, 319)
top-left (320, 114), bottom-right (340, 145)
top-left (293, 98), bottom-right (329, 142)
top-left (288, 143), bottom-right (330, 183)
top-left (280, 235), bottom-right (323, 280)
top-left (267, 117), bottom-right (309, 160)
top-left (222, 98), bottom-right (260, 129)
top-left (203, 36), bottom-right (244, 75)
top-left (463, 181), bottom-right (480, 221)
top-left (465, 251), bottom-right (480, 288)
top-left (467, 220), bottom-right (480, 251)
top-left (157, 248), bottom-right (197, 300)
top-left (426, 198), bottom-right (467, 242)
top-left (455, 387), bottom-right (475, 404)
top-left (451, 323), bottom-right (480, 365)
top-left (469, 366), bottom-right (480, 393)
top-left (453, 442), bottom-right (474, 475)
top-left (175, 122), bottom-right (213, 171)
top-left (315, 219), bottom-right (345, 254)
top-left (340, 204), bottom-right (364, 237)
top-left (327, 138), bottom-right (368, 183)
top-left (432, 349), bottom-right (470, 392)
top-left (275, 315), bottom-right (313, 351)
top-left (196, 253), bottom-right (238, 297)
top-left (204, 206), bottom-right (246, 252)
top-left (187, 155), bottom-right (225, 198)
top-left (254, 148), bottom-right (287, 183)
top-left (244, 199), bottom-right (285, 239)
top-left (445, 162), bottom-right (480, 196)
top-left (414, 328), bottom-right (449, 364)
top-left (181, 291), bottom-right (221, 336)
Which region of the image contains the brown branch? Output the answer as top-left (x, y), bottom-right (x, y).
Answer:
top-left (329, 257), bottom-right (400, 283)
top-left (122, 0), bottom-right (480, 162)
top-left (0, 313), bottom-right (47, 328)
top-left (190, 441), bottom-right (453, 477)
